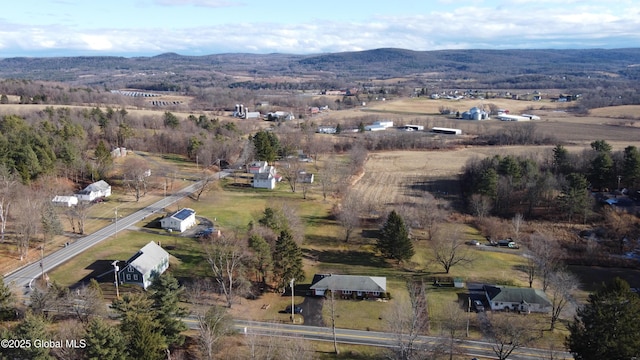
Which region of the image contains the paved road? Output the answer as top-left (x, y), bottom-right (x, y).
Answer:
top-left (3, 172), bottom-right (229, 295)
top-left (181, 318), bottom-right (573, 360)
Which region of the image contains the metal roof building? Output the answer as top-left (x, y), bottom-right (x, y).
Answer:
top-left (160, 208), bottom-right (196, 232)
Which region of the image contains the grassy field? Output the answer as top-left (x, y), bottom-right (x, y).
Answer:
top-left (28, 98), bottom-right (640, 357)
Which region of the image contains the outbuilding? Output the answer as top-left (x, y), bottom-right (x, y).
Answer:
top-left (160, 208), bottom-right (197, 232)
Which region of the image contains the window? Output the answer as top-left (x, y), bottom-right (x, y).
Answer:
top-left (343, 290), bottom-right (352, 295)
top-left (372, 291), bottom-right (379, 296)
top-left (126, 274), bottom-right (131, 280)
top-left (133, 274), bottom-right (138, 281)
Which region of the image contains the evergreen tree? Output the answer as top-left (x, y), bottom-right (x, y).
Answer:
top-left (257, 207), bottom-right (288, 232)
top-left (148, 273), bottom-right (188, 348)
top-left (248, 234), bottom-right (273, 284)
top-left (622, 145), bottom-right (640, 189)
top-left (588, 151), bottom-right (613, 189)
top-left (127, 313), bottom-right (167, 360)
top-left (252, 130), bottom-right (279, 163)
top-left (0, 274), bottom-right (14, 318)
top-left (272, 230), bottom-right (304, 290)
top-left (377, 210), bottom-right (414, 263)
top-left (590, 139), bottom-right (612, 153)
top-left (567, 278), bottom-right (640, 360)
top-left (0, 94), bottom-right (8, 104)
top-left (558, 173), bottom-right (589, 222)
top-left (111, 293), bottom-right (167, 360)
top-left (552, 144), bottom-right (570, 174)
top-left (84, 317), bottom-right (126, 360)
top-left (9, 312), bottom-right (53, 360)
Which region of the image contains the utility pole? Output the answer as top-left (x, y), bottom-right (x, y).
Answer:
top-left (112, 260), bottom-right (120, 299)
top-left (290, 278), bottom-right (295, 323)
top-left (114, 207), bottom-right (118, 238)
top-left (40, 245), bottom-right (45, 281)
top-left (466, 296), bottom-right (470, 337)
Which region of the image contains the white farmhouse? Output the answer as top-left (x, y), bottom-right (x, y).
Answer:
top-left (75, 180), bottom-right (111, 202)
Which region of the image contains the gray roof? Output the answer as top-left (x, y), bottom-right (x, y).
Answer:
top-left (126, 241), bottom-right (169, 276)
top-left (484, 285), bottom-right (551, 306)
top-left (310, 274), bottom-right (386, 292)
top-left (84, 180), bottom-right (110, 192)
top-left (254, 173), bottom-right (273, 180)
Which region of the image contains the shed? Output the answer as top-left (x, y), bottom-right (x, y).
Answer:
top-left (160, 208), bottom-right (197, 232)
top-left (118, 241), bottom-right (170, 290)
top-left (51, 195), bottom-right (78, 207)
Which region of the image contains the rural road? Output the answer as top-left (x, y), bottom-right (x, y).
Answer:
top-left (181, 318), bottom-right (574, 360)
top-left (3, 171), bottom-right (230, 295)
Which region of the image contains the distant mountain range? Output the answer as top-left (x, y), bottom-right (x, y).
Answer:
top-left (1, 48), bottom-right (639, 88)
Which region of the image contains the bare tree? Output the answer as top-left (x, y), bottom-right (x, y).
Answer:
top-left (529, 232), bottom-right (563, 291)
top-left (316, 155), bottom-right (348, 201)
top-left (196, 305), bottom-right (232, 360)
top-left (14, 196), bottom-right (41, 261)
top-left (432, 228), bottom-right (474, 274)
top-left (548, 269), bottom-right (578, 330)
top-left (489, 313), bottom-right (537, 360)
top-left (278, 157), bottom-right (303, 193)
top-left (0, 165), bottom-right (18, 243)
top-left (524, 254), bottom-right (536, 288)
top-left (386, 281), bottom-right (435, 360)
top-left (52, 319), bottom-right (86, 360)
top-left (416, 194), bottom-right (445, 241)
top-left (469, 193), bottom-right (492, 218)
top-left (66, 282), bottom-right (105, 324)
top-left (336, 190), bottom-right (362, 242)
top-left (122, 156), bottom-right (150, 201)
top-left (194, 170), bottom-right (216, 201)
top-left (441, 301), bottom-right (466, 360)
top-left (73, 201), bottom-right (91, 235)
top-left (205, 234), bottom-right (250, 308)
top-left (512, 212), bottom-right (525, 243)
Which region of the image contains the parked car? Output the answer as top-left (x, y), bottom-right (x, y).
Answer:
top-left (473, 300), bottom-right (485, 312)
top-left (465, 240), bottom-right (481, 246)
top-left (285, 305), bottom-right (303, 314)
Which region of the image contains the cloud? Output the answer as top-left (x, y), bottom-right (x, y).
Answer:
top-left (1, 1), bottom-right (639, 56)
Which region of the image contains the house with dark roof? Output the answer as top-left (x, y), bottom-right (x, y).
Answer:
top-left (118, 241), bottom-right (169, 289)
top-left (310, 274), bottom-right (387, 299)
top-left (160, 208), bottom-right (196, 232)
top-left (484, 285), bottom-right (551, 313)
top-left (75, 180), bottom-right (111, 202)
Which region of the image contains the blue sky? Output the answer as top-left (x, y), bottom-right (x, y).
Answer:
top-left (1, 0), bottom-right (639, 57)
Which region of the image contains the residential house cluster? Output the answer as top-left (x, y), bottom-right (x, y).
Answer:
top-left (51, 180), bottom-right (112, 207)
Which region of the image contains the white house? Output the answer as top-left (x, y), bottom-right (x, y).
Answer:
top-left (118, 241), bottom-right (170, 290)
top-left (248, 161), bottom-right (269, 174)
top-left (484, 285), bottom-right (552, 313)
top-left (160, 208), bottom-right (197, 232)
top-left (75, 180), bottom-right (111, 202)
top-left (310, 274), bottom-right (387, 299)
top-left (253, 172), bottom-right (276, 189)
top-left (51, 195), bottom-right (78, 207)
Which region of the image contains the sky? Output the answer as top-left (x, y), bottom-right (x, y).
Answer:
top-left (1, 0), bottom-right (639, 57)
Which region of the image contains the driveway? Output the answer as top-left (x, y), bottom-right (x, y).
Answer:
top-left (300, 296), bottom-right (325, 327)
